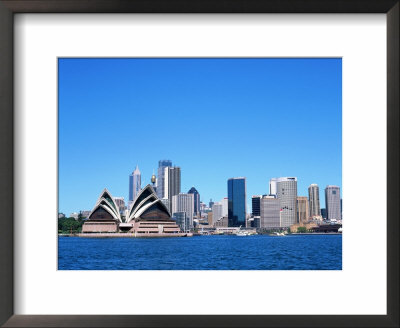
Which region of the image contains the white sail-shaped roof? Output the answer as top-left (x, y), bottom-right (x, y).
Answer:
top-left (88, 188), bottom-right (122, 222)
top-left (126, 184), bottom-right (170, 222)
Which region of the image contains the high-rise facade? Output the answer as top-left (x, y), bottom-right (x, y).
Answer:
top-left (269, 178), bottom-right (278, 196)
top-left (172, 211), bottom-right (190, 232)
top-left (276, 177), bottom-right (297, 227)
top-left (221, 197), bottom-right (228, 217)
top-left (156, 160), bottom-right (172, 199)
top-left (172, 193), bottom-right (194, 229)
top-left (252, 195), bottom-right (262, 216)
top-left (164, 166), bottom-right (181, 211)
top-left (308, 184), bottom-right (321, 219)
top-left (188, 187), bottom-right (200, 216)
top-left (260, 195), bottom-right (280, 228)
top-left (227, 177), bottom-right (246, 227)
top-left (212, 203), bottom-right (223, 224)
top-left (325, 185), bottom-right (341, 221)
top-left (129, 165), bottom-right (141, 202)
top-left (297, 196), bottom-right (309, 224)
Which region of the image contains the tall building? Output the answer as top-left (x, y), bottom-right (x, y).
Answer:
top-left (156, 160), bottom-right (172, 199)
top-left (172, 192), bottom-right (194, 229)
top-left (212, 202), bottom-right (223, 224)
top-left (227, 177), bottom-right (246, 227)
top-left (207, 212), bottom-right (213, 226)
top-left (269, 178), bottom-right (278, 196)
top-left (321, 208), bottom-right (327, 219)
top-left (260, 195), bottom-right (280, 229)
top-left (325, 185), bottom-right (341, 221)
top-left (209, 199), bottom-right (214, 209)
top-left (129, 165), bottom-right (141, 202)
top-left (188, 187), bottom-right (200, 216)
top-left (164, 166), bottom-right (181, 211)
top-left (173, 211), bottom-right (190, 232)
top-left (308, 184), bottom-right (321, 218)
top-left (297, 196), bottom-right (309, 224)
top-left (276, 177), bottom-right (297, 227)
top-left (252, 195), bottom-right (262, 216)
top-left (221, 197), bottom-right (228, 217)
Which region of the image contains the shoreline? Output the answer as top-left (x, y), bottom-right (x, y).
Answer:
top-left (59, 232), bottom-right (341, 237)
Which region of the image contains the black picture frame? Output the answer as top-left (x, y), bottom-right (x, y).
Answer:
top-left (0, 1), bottom-right (398, 327)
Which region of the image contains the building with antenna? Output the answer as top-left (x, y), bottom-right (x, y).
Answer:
top-left (129, 165), bottom-right (141, 202)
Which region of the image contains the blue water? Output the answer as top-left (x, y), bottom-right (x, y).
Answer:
top-left (58, 234), bottom-right (341, 270)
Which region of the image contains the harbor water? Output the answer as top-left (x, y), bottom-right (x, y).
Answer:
top-left (58, 234), bottom-right (342, 270)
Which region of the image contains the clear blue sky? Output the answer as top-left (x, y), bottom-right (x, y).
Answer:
top-left (59, 58), bottom-right (342, 215)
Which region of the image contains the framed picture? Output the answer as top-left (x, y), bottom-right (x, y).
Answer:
top-left (0, 0), bottom-right (398, 327)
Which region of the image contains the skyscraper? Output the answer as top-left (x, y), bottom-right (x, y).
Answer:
top-left (325, 185), bottom-right (341, 221)
top-left (212, 202), bottom-right (223, 224)
top-left (129, 165), bottom-right (141, 202)
top-left (269, 178), bottom-right (278, 196)
top-left (276, 177), bottom-right (297, 227)
top-left (297, 196), bottom-right (309, 224)
top-left (164, 166), bottom-right (181, 201)
top-left (156, 160), bottom-right (172, 199)
top-left (172, 193), bottom-right (194, 229)
top-left (252, 195), bottom-right (262, 216)
top-left (221, 197), bottom-right (228, 217)
top-left (188, 187), bottom-right (200, 216)
top-left (227, 177), bottom-right (246, 227)
top-left (308, 184), bottom-right (321, 219)
top-left (260, 195), bottom-right (280, 229)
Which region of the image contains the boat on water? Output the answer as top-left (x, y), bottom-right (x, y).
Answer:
top-left (235, 226), bottom-right (257, 236)
top-left (269, 231), bottom-right (287, 236)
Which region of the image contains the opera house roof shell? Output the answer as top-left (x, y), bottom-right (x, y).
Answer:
top-left (127, 184), bottom-right (171, 223)
top-left (87, 189), bottom-right (122, 222)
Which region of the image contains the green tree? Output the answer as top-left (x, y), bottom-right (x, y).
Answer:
top-left (297, 226), bottom-right (307, 233)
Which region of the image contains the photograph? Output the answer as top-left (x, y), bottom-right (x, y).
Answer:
top-left (58, 57), bottom-right (342, 270)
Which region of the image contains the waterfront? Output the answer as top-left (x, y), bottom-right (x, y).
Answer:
top-left (58, 234), bottom-right (342, 270)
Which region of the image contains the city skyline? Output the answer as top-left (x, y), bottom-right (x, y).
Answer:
top-left (59, 58), bottom-right (342, 215)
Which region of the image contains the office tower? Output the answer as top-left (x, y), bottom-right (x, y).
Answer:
top-left (172, 193), bottom-right (194, 229)
top-left (164, 166), bottom-right (181, 211)
top-left (297, 196), bottom-right (309, 224)
top-left (269, 178), bottom-right (278, 196)
top-left (308, 184), bottom-right (321, 218)
top-left (129, 165), bottom-right (141, 202)
top-left (276, 177), bottom-right (297, 227)
top-left (173, 211), bottom-right (190, 232)
top-left (221, 197), bottom-right (228, 217)
top-left (200, 202), bottom-right (206, 213)
top-left (207, 212), bottom-right (213, 226)
top-left (156, 160), bottom-right (172, 199)
top-left (209, 199), bottom-right (214, 209)
top-left (252, 195), bottom-right (262, 216)
top-left (212, 202), bottom-right (223, 224)
top-left (227, 177), bottom-right (246, 227)
top-left (325, 185), bottom-right (341, 221)
top-left (260, 195), bottom-right (280, 228)
top-left (188, 187), bottom-right (200, 216)
top-left (321, 208), bottom-right (327, 219)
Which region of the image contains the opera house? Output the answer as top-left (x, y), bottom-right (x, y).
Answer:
top-left (81, 185), bottom-right (187, 237)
